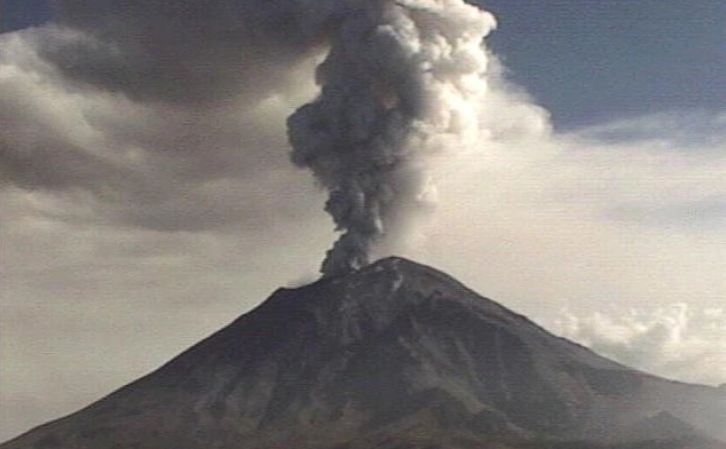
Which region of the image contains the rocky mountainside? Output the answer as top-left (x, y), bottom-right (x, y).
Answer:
top-left (3, 257), bottom-right (725, 449)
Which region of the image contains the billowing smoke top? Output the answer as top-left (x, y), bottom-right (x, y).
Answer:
top-left (288, 0), bottom-right (495, 277)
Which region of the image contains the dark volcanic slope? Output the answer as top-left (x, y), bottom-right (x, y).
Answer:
top-left (3, 257), bottom-right (725, 449)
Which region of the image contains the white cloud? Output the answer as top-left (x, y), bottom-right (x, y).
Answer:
top-left (572, 110), bottom-right (726, 151)
top-left (551, 304), bottom-right (726, 387)
top-left (404, 106), bottom-right (726, 318)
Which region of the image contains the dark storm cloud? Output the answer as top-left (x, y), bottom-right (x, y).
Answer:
top-left (41, 0), bottom-right (321, 104)
top-left (0, 17), bottom-right (322, 233)
top-left (0, 69), bottom-right (140, 195)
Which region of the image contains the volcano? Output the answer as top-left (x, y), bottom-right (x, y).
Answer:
top-left (3, 257), bottom-right (725, 449)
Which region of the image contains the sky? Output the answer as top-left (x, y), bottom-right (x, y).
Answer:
top-left (1, 0), bottom-right (725, 442)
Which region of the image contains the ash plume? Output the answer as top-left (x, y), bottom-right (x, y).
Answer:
top-left (288, 0), bottom-right (496, 276)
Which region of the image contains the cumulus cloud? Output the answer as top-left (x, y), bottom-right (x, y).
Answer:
top-left (553, 304), bottom-right (726, 386)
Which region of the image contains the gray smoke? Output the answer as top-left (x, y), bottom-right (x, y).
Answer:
top-left (288, 0), bottom-right (495, 276)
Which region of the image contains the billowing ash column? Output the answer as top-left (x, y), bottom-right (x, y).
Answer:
top-left (288, 0), bottom-right (496, 277)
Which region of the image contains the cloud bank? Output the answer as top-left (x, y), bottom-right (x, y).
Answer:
top-left (554, 304), bottom-right (726, 387)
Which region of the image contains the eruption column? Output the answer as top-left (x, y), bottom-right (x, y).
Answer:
top-left (288, 0), bottom-right (495, 276)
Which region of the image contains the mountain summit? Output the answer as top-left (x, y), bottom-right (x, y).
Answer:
top-left (3, 257), bottom-right (725, 449)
